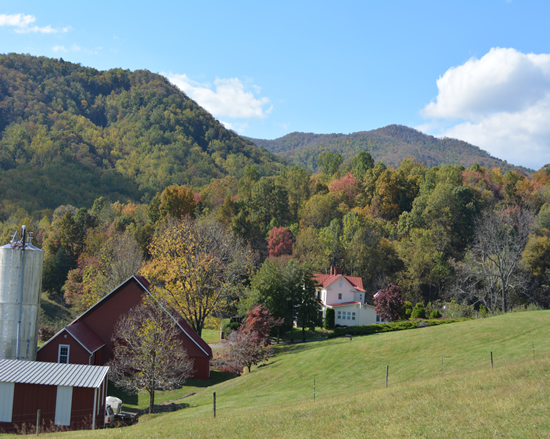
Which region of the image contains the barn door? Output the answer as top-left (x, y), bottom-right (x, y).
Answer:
top-left (55, 386), bottom-right (73, 426)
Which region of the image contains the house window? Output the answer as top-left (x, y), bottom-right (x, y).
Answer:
top-left (376, 315), bottom-right (381, 323)
top-left (338, 293), bottom-right (342, 300)
top-left (339, 282), bottom-right (342, 288)
top-left (337, 311), bottom-right (342, 319)
top-left (58, 345), bottom-right (70, 364)
top-left (352, 312), bottom-right (356, 320)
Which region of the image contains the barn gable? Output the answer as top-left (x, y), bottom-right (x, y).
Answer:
top-left (37, 275), bottom-right (212, 379)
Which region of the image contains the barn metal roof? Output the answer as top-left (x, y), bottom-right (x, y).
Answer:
top-left (66, 321), bottom-right (105, 354)
top-left (0, 359), bottom-right (109, 388)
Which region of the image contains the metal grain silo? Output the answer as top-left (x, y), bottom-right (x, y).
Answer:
top-left (0, 226), bottom-right (44, 361)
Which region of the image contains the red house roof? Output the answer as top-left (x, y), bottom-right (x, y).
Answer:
top-left (326, 301), bottom-right (362, 307)
top-left (312, 273), bottom-right (365, 292)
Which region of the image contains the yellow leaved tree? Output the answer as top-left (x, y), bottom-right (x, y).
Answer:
top-left (141, 217), bottom-right (255, 335)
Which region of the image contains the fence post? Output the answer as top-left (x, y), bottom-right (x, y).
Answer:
top-left (491, 352), bottom-right (493, 369)
top-left (35, 409), bottom-right (40, 436)
top-left (213, 392), bottom-right (216, 418)
top-left (385, 365), bottom-right (389, 388)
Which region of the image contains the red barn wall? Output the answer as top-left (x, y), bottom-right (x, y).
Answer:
top-left (37, 278), bottom-right (211, 380)
top-left (192, 357), bottom-right (210, 380)
top-left (37, 332), bottom-right (91, 365)
top-left (80, 281), bottom-right (145, 361)
top-left (0, 382), bottom-right (105, 434)
top-left (78, 280), bottom-right (211, 378)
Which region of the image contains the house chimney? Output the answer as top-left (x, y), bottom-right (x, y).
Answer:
top-left (330, 266), bottom-right (341, 275)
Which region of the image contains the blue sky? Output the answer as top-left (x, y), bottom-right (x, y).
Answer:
top-left (1, 1), bottom-right (549, 170)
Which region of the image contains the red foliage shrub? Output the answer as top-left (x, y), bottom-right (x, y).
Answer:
top-left (328, 173), bottom-right (360, 205)
top-left (267, 227), bottom-right (293, 257)
top-left (374, 284), bottom-right (404, 322)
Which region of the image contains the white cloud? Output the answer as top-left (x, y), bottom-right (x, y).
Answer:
top-left (421, 48), bottom-right (550, 169)
top-left (0, 13), bottom-right (69, 33)
top-left (220, 120), bottom-right (249, 133)
top-left (0, 13), bottom-right (34, 27)
top-left (167, 73), bottom-right (272, 120)
top-left (52, 43), bottom-right (80, 52)
top-left (53, 43), bottom-right (102, 55)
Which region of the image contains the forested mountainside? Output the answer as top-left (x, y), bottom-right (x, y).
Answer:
top-left (247, 125), bottom-right (531, 174)
top-left (0, 53), bottom-right (284, 219)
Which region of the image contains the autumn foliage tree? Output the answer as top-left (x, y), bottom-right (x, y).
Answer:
top-left (214, 329), bottom-right (271, 375)
top-left (374, 284), bottom-right (404, 322)
top-left (214, 305), bottom-right (281, 374)
top-left (141, 217), bottom-right (255, 335)
top-left (159, 184), bottom-right (197, 220)
top-left (108, 302), bottom-right (193, 414)
top-left (243, 304), bottom-right (284, 346)
top-left (328, 172), bottom-right (360, 207)
top-left (267, 226), bottom-right (293, 257)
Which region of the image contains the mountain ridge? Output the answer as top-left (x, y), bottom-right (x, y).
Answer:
top-left (0, 53), bottom-right (284, 218)
top-left (246, 125), bottom-right (532, 174)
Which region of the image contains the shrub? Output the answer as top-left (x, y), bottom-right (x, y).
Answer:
top-left (324, 308), bottom-right (335, 330)
top-left (401, 301), bottom-right (413, 319)
top-left (223, 321), bottom-right (241, 337)
top-left (478, 304), bottom-right (488, 317)
top-left (374, 284), bottom-right (404, 322)
top-left (441, 300), bottom-right (475, 318)
top-left (411, 303), bottom-right (427, 319)
top-left (38, 326), bottom-right (56, 342)
top-left (429, 309), bottom-right (442, 319)
top-left (327, 318), bottom-right (471, 338)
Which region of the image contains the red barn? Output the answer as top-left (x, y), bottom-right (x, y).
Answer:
top-left (37, 275), bottom-right (212, 379)
top-left (0, 359), bottom-right (109, 433)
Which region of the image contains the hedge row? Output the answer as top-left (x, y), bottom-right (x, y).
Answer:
top-left (328, 318), bottom-right (472, 338)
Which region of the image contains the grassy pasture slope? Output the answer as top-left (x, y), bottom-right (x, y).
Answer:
top-left (38, 312), bottom-right (550, 437)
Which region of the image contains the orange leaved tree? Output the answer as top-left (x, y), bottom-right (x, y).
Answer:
top-left (141, 217), bottom-right (255, 335)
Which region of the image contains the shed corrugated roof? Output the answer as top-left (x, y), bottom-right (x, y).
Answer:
top-left (0, 359), bottom-right (109, 388)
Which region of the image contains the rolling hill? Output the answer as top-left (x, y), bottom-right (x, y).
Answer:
top-left (0, 53), bottom-right (284, 218)
top-left (52, 311), bottom-right (550, 437)
top-left (247, 125), bottom-right (532, 174)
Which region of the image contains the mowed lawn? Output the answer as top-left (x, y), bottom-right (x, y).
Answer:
top-left (32, 311), bottom-right (550, 438)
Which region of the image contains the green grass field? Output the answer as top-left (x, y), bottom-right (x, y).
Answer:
top-left (27, 311), bottom-right (550, 438)
top-left (199, 328), bottom-right (222, 345)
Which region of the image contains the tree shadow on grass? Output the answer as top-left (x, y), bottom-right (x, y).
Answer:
top-left (184, 370), bottom-right (237, 389)
top-left (137, 402), bottom-right (190, 417)
top-left (108, 381), bottom-right (139, 405)
top-left (258, 359), bottom-right (279, 368)
top-left (274, 341), bottom-right (325, 356)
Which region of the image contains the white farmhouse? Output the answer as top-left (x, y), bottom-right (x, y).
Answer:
top-left (313, 267), bottom-right (382, 326)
